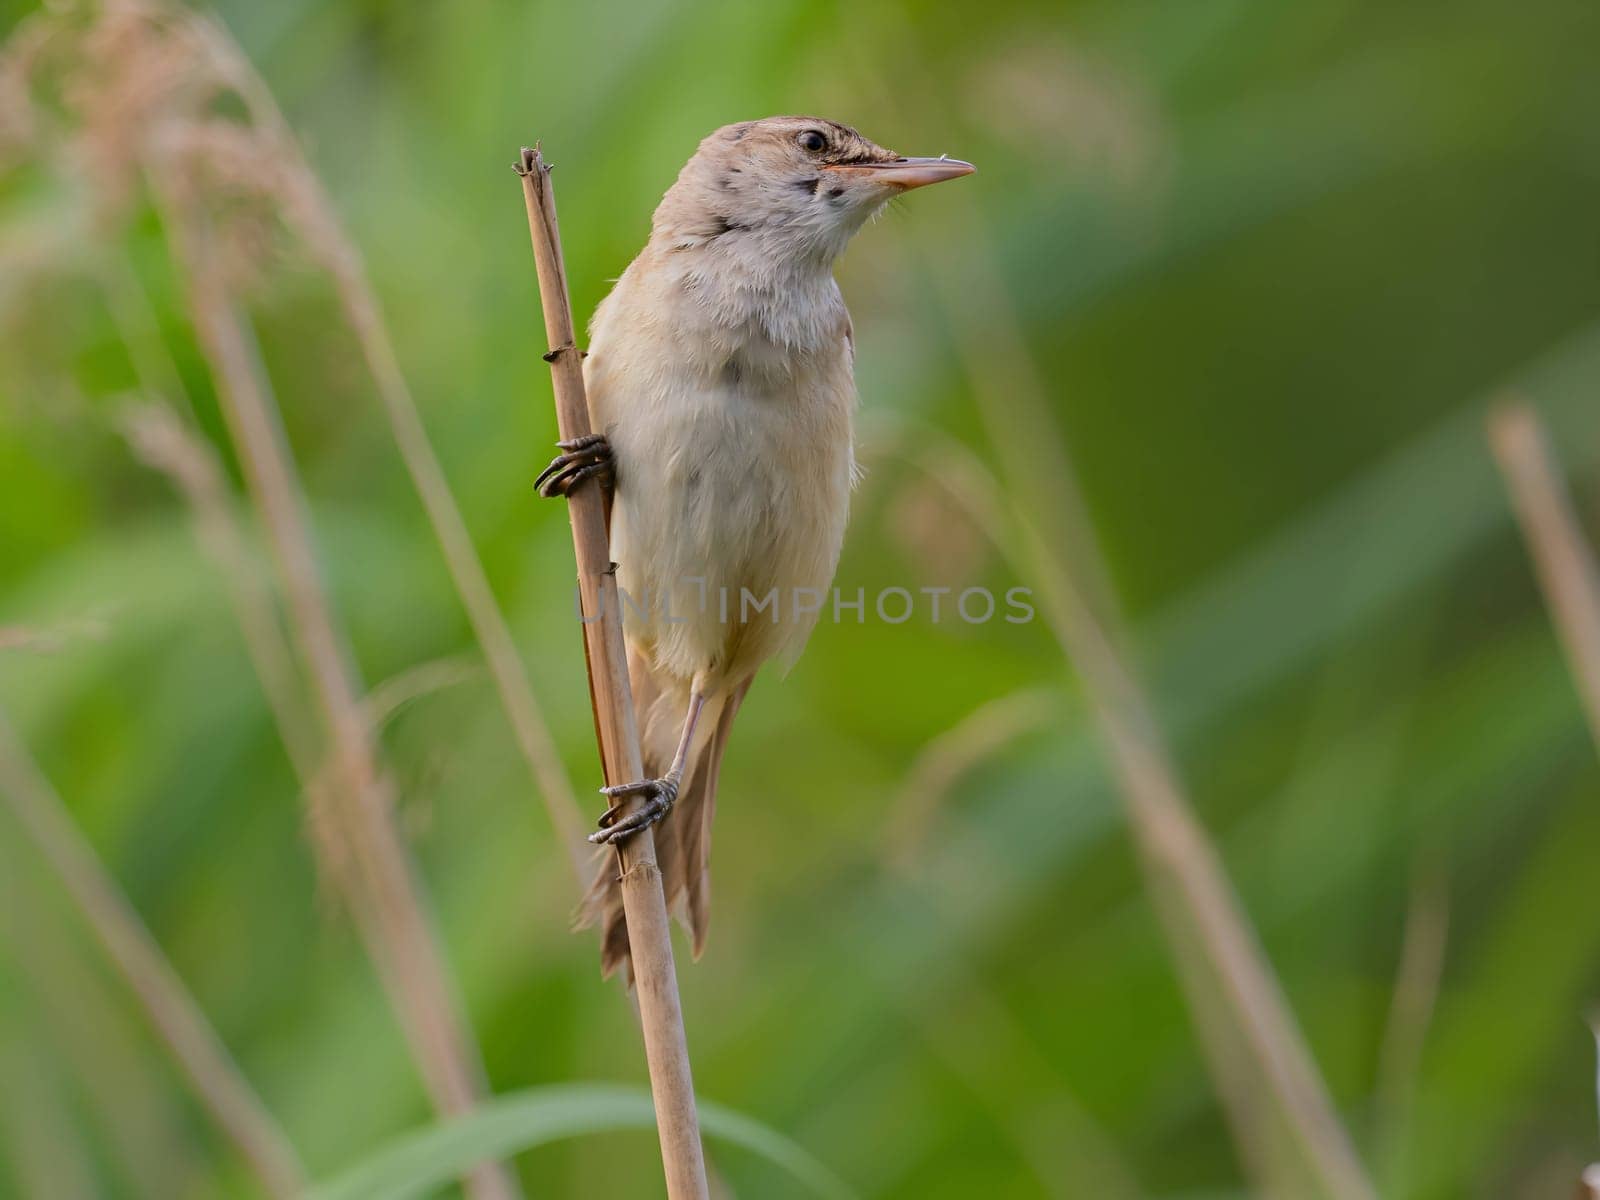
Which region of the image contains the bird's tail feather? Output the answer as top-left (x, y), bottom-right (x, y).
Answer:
top-left (576, 651), bottom-right (750, 983)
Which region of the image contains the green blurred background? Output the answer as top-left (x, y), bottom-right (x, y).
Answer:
top-left (3, 0), bottom-right (1600, 1196)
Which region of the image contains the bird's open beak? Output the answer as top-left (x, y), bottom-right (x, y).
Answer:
top-left (822, 155), bottom-right (975, 190)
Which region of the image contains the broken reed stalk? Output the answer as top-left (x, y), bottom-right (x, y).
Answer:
top-left (0, 709), bottom-right (305, 1200)
top-left (1486, 400), bottom-right (1600, 754)
top-left (164, 202), bottom-right (518, 1200)
top-left (516, 145), bottom-right (709, 1200)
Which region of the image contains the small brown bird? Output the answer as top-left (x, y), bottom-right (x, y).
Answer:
top-left (539, 116), bottom-right (973, 977)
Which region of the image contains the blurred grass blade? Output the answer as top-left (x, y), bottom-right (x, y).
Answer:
top-left (884, 686), bottom-right (1057, 866)
top-left (307, 1084), bottom-right (855, 1200)
top-left (1371, 854), bottom-right (1449, 1195)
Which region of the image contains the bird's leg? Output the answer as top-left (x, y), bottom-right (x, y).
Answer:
top-left (591, 691), bottom-right (707, 845)
top-left (535, 433), bottom-right (614, 499)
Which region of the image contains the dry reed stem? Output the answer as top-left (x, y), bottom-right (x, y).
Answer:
top-left (863, 112), bottom-right (1374, 1181)
top-left (124, 412), bottom-right (536, 1188)
top-left (361, 656), bottom-right (481, 733)
top-left (121, 404), bottom-right (319, 782)
top-left (320, 228), bottom-right (591, 882)
top-left (1486, 404), bottom-right (1600, 1200)
top-left (1487, 401), bottom-right (1600, 754)
top-left (188, 13), bottom-right (589, 882)
top-left (122, 402), bottom-right (357, 897)
top-left (27, 0), bottom-right (583, 879)
top-left (845, 44), bottom-right (1373, 1186)
top-left (161, 195), bottom-right (518, 1200)
top-left (0, 709), bottom-right (304, 1199)
top-left (517, 145), bottom-right (709, 1200)
top-left (1025, 511), bottom-right (1374, 1200)
top-left (10, 8), bottom-right (541, 1189)
top-left (879, 417), bottom-right (1373, 1197)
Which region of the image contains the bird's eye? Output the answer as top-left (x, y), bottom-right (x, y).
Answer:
top-left (798, 130), bottom-right (827, 154)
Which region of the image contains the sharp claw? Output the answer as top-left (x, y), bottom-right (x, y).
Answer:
top-left (534, 435), bottom-right (614, 499)
top-left (587, 775), bottom-right (678, 843)
top-left (590, 814), bottom-right (648, 844)
top-left (600, 779), bottom-right (657, 800)
top-left (537, 460), bottom-right (603, 497)
top-left (588, 800), bottom-right (666, 843)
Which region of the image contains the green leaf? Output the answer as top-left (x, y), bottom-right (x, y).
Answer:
top-left (306, 1084), bottom-right (855, 1200)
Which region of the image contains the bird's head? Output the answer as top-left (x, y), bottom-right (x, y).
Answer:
top-left (649, 116), bottom-right (974, 265)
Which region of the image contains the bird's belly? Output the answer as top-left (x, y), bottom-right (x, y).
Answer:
top-left (608, 376), bottom-right (853, 687)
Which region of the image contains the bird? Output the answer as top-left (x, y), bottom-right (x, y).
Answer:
top-left (537, 116), bottom-right (973, 978)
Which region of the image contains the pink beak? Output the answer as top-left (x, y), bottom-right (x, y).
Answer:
top-left (822, 155), bottom-right (976, 190)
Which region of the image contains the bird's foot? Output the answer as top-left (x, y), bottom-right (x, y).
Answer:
top-left (589, 773), bottom-right (680, 844)
top-left (535, 434), bottom-right (613, 498)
